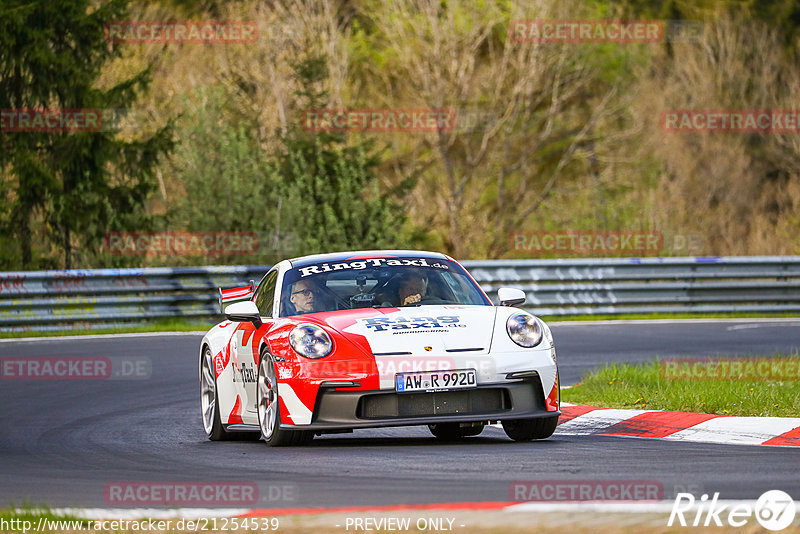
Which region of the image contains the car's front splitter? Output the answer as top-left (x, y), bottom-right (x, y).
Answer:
top-left (280, 378), bottom-right (559, 431)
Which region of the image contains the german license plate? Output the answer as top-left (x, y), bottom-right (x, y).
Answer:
top-left (395, 369), bottom-right (477, 393)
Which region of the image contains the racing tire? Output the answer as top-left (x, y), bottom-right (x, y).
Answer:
top-left (502, 415), bottom-right (559, 441)
top-left (257, 350), bottom-right (313, 447)
top-left (201, 346), bottom-right (232, 441)
top-left (428, 423), bottom-right (485, 440)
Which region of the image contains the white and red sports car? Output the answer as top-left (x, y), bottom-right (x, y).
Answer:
top-left (199, 250), bottom-right (560, 446)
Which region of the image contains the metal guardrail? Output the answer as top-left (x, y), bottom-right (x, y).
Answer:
top-left (0, 266), bottom-right (270, 332)
top-left (465, 256), bottom-right (800, 316)
top-left (1, 257), bottom-right (798, 331)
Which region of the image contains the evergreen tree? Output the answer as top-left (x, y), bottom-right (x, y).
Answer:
top-left (0, 0), bottom-right (172, 269)
top-left (278, 55), bottom-right (409, 256)
top-left (166, 86), bottom-right (287, 265)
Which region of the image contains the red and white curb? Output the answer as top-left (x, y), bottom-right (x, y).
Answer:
top-left (36, 501), bottom-right (711, 519)
top-left (40, 502), bottom-right (552, 521)
top-left (557, 405), bottom-right (800, 447)
top-left (49, 499), bottom-right (800, 521)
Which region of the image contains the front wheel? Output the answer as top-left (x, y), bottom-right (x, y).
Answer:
top-left (257, 350), bottom-right (313, 447)
top-left (502, 416), bottom-right (558, 441)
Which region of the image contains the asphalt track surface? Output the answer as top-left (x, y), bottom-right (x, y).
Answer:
top-left (1, 320), bottom-right (799, 509)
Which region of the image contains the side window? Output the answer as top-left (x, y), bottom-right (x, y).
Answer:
top-left (254, 270), bottom-right (278, 317)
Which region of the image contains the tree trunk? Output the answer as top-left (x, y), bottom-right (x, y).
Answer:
top-left (64, 227), bottom-right (72, 270)
top-left (20, 214), bottom-right (32, 267)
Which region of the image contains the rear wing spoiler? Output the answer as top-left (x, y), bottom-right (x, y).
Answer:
top-left (218, 280), bottom-right (256, 313)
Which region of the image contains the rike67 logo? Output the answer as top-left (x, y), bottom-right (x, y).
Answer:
top-left (669, 490), bottom-right (796, 531)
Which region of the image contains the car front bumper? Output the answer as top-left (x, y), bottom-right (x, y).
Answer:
top-left (280, 375), bottom-right (559, 431)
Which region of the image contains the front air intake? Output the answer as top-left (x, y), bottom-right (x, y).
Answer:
top-left (359, 388), bottom-right (509, 419)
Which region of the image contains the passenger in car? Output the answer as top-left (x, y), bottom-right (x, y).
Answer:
top-left (397, 271), bottom-right (429, 306)
top-left (289, 279), bottom-right (318, 314)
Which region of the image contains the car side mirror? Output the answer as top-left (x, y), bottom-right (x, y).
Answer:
top-left (224, 300), bottom-right (262, 328)
top-left (497, 287), bottom-right (526, 307)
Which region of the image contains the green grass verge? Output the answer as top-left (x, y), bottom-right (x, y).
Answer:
top-left (562, 354), bottom-right (800, 417)
top-left (0, 505), bottom-right (90, 532)
top-left (0, 318), bottom-right (209, 339)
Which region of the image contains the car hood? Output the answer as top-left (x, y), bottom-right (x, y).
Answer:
top-left (315, 305), bottom-right (498, 356)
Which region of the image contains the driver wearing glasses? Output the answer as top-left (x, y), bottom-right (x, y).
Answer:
top-left (289, 280), bottom-right (318, 314)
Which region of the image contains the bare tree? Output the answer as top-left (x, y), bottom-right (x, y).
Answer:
top-left (353, 0), bottom-right (630, 258)
top-left (639, 13), bottom-right (800, 255)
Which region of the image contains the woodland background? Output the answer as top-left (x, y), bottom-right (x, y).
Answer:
top-left (2, 0), bottom-right (799, 269)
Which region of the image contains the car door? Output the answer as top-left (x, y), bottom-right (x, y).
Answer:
top-left (235, 269), bottom-right (277, 421)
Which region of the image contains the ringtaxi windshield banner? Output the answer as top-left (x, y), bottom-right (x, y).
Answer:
top-left (297, 257), bottom-right (451, 278)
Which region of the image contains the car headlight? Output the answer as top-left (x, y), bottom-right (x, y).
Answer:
top-left (289, 323), bottom-right (333, 358)
top-left (506, 312), bottom-right (543, 348)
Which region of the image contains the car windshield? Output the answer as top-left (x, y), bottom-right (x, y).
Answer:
top-left (279, 257), bottom-right (491, 317)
